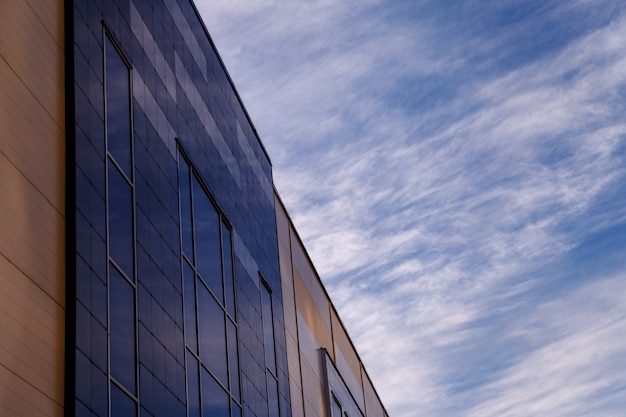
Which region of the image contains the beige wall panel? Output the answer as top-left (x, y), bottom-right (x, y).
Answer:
top-left (275, 194), bottom-right (291, 250)
top-left (0, 365), bottom-right (63, 417)
top-left (289, 226), bottom-right (332, 327)
top-left (297, 311), bottom-right (323, 380)
top-left (0, 255), bottom-right (64, 412)
top-left (333, 342), bottom-right (365, 411)
top-left (285, 332), bottom-right (301, 384)
top-left (278, 240), bottom-right (298, 338)
top-left (0, 1), bottom-right (65, 417)
top-left (331, 309), bottom-right (363, 390)
top-left (294, 269), bottom-right (333, 352)
top-left (362, 370), bottom-right (385, 417)
top-left (0, 0), bottom-right (64, 115)
top-left (288, 365), bottom-right (305, 417)
top-left (300, 357), bottom-right (325, 417)
top-left (0, 59), bottom-right (65, 213)
top-left (0, 0), bottom-right (65, 212)
top-left (0, 152), bottom-right (65, 303)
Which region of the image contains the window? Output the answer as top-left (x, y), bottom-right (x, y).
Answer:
top-left (105, 30), bottom-right (137, 415)
top-left (261, 279), bottom-right (280, 417)
top-left (179, 151), bottom-right (241, 417)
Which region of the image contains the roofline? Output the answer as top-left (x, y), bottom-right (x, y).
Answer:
top-left (273, 187), bottom-right (390, 417)
top-left (189, 0), bottom-right (273, 166)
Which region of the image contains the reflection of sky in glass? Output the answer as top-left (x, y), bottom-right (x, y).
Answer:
top-left (111, 383), bottom-right (137, 417)
top-left (108, 160), bottom-right (134, 279)
top-left (231, 402), bottom-right (242, 417)
top-left (183, 260), bottom-right (198, 353)
top-left (197, 280), bottom-right (228, 384)
top-left (267, 375), bottom-right (279, 417)
top-left (179, 157), bottom-right (193, 258)
top-left (261, 285), bottom-right (276, 373)
top-left (221, 224), bottom-right (236, 318)
top-left (201, 367), bottom-right (230, 417)
top-left (105, 36), bottom-right (132, 178)
top-left (187, 353), bottom-right (201, 417)
top-left (226, 319), bottom-right (240, 400)
top-left (110, 264), bottom-right (136, 393)
top-left (192, 176), bottom-right (223, 303)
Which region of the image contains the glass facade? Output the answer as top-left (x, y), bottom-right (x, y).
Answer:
top-left (69, 1), bottom-right (288, 416)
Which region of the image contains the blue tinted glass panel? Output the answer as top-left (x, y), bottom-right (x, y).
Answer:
top-left (267, 375), bottom-right (279, 417)
top-left (187, 353), bottom-right (201, 417)
top-left (105, 36), bottom-right (132, 177)
top-left (201, 367), bottom-right (229, 417)
top-left (183, 260), bottom-right (198, 353)
top-left (226, 319), bottom-right (240, 400)
top-left (221, 223), bottom-right (235, 318)
top-left (179, 156), bottom-right (193, 259)
top-left (110, 264), bottom-right (136, 393)
top-left (197, 281), bottom-right (227, 384)
top-left (111, 383), bottom-right (137, 417)
top-left (192, 176), bottom-right (223, 302)
top-left (261, 285), bottom-right (276, 373)
top-left (232, 401), bottom-right (242, 417)
top-left (108, 160), bottom-right (134, 279)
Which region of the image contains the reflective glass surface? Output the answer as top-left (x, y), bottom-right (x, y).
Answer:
top-left (226, 319), bottom-right (240, 400)
top-left (201, 367), bottom-right (229, 417)
top-left (179, 157), bottom-right (193, 258)
top-left (197, 281), bottom-right (228, 384)
top-left (192, 176), bottom-right (223, 302)
top-left (231, 401), bottom-right (242, 417)
top-left (111, 383), bottom-right (137, 417)
top-left (105, 36), bottom-right (132, 177)
top-left (183, 260), bottom-right (198, 353)
top-left (261, 285), bottom-right (276, 373)
top-left (186, 353), bottom-right (201, 417)
top-left (267, 375), bottom-right (279, 417)
top-left (73, 1), bottom-right (290, 416)
top-left (221, 223), bottom-right (235, 318)
top-left (110, 263), bottom-right (137, 393)
top-left (108, 160), bottom-right (134, 279)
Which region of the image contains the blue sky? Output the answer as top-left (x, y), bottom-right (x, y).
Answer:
top-left (196, 1), bottom-right (626, 416)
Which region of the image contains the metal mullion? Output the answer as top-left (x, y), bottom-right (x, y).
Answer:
top-left (103, 25), bottom-right (112, 417)
top-left (199, 361), bottom-right (230, 396)
top-left (110, 376), bottom-right (140, 403)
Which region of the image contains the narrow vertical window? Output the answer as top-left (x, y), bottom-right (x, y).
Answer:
top-left (192, 175), bottom-right (223, 302)
top-left (105, 36), bottom-right (132, 177)
top-left (261, 282), bottom-right (277, 373)
top-left (226, 319), bottom-right (240, 401)
top-left (201, 368), bottom-right (230, 417)
top-left (197, 281), bottom-right (227, 384)
top-left (108, 160), bottom-right (134, 278)
top-left (186, 352), bottom-right (201, 417)
top-left (105, 30), bottom-right (137, 408)
top-left (261, 279), bottom-right (280, 417)
top-left (183, 260), bottom-right (198, 353)
top-left (111, 383), bottom-right (137, 417)
top-left (109, 265), bottom-right (136, 392)
top-left (222, 223), bottom-right (236, 318)
top-left (179, 156), bottom-right (194, 259)
top-left (179, 150), bottom-right (241, 417)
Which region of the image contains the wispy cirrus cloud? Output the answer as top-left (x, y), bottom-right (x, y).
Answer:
top-left (198, 1), bottom-right (626, 416)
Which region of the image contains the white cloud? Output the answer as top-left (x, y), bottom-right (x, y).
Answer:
top-left (466, 275), bottom-right (626, 417)
top-left (197, 1), bottom-right (626, 416)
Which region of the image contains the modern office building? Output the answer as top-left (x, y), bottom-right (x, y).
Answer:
top-left (0, 1), bottom-right (389, 417)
